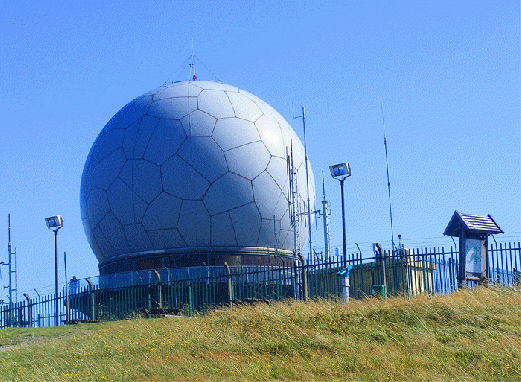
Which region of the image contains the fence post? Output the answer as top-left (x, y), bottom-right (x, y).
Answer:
top-left (188, 284), bottom-right (193, 317)
top-left (23, 294), bottom-right (32, 328)
top-left (374, 244), bottom-right (387, 298)
top-left (298, 254), bottom-right (308, 301)
top-left (224, 262), bottom-right (233, 307)
top-left (422, 248), bottom-right (428, 293)
top-left (86, 278), bottom-right (96, 321)
top-left (153, 270), bottom-right (162, 309)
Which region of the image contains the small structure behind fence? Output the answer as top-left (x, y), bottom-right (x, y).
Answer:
top-left (1, 241), bottom-right (519, 329)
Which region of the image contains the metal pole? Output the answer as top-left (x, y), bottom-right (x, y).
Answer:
top-left (322, 176), bottom-right (330, 262)
top-left (302, 106), bottom-right (313, 261)
top-left (86, 278), bottom-right (95, 321)
top-left (8, 214), bottom-right (12, 308)
top-left (54, 230), bottom-right (59, 326)
top-left (342, 275), bottom-right (350, 303)
top-left (340, 178), bottom-right (347, 266)
top-left (273, 215), bottom-right (278, 257)
top-left (288, 145), bottom-right (298, 259)
top-left (64, 252), bottom-right (69, 324)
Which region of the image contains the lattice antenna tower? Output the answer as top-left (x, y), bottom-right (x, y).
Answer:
top-left (3, 214), bottom-right (17, 305)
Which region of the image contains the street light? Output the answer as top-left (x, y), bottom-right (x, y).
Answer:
top-left (329, 163), bottom-right (351, 266)
top-left (45, 215), bottom-right (63, 326)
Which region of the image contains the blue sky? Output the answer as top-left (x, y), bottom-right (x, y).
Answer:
top-left (0, 1), bottom-right (519, 299)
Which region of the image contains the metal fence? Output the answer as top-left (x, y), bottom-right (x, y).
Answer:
top-left (1, 241), bottom-right (519, 329)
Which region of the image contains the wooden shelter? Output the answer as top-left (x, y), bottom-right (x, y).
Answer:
top-left (444, 211), bottom-right (503, 286)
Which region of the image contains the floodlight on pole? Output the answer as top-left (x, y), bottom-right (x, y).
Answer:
top-left (329, 163), bottom-right (351, 266)
top-left (45, 215), bottom-right (63, 326)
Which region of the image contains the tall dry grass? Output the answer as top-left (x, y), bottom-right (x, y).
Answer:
top-left (0, 285), bottom-right (520, 381)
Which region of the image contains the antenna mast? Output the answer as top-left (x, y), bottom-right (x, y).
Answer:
top-left (287, 143), bottom-right (300, 258)
top-left (381, 102), bottom-right (395, 251)
top-left (294, 106), bottom-right (313, 259)
top-left (321, 173), bottom-right (331, 262)
top-left (187, 41), bottom-right (195, 136)
top-left (2, 214), bottom-right (17, 307)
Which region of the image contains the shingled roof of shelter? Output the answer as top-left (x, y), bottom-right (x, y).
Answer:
top-left (443, 211), bottom-right (503, 237)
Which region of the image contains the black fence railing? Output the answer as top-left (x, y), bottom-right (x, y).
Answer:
top-left (1, 241), bottom-right (519, 329)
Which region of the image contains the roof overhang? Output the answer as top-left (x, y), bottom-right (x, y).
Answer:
top-left (443, 211), bottom-right (503, 237)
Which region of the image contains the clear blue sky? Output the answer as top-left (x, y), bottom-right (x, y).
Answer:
top-left (0, 1), bottom-right (519, 299)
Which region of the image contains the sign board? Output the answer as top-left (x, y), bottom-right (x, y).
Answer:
top-left (465, 238), bottom-right (485, 277)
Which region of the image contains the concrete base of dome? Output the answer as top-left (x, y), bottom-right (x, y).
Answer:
top-left (98, 247), bottom-right (296, 274)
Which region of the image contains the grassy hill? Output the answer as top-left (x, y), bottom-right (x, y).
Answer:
top-left (0, 286), bottom-right (520, 381)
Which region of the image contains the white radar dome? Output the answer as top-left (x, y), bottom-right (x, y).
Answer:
top-left (80, 81), bottom-right (315, 273)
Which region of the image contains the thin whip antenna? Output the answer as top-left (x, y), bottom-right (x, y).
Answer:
top-left (381, 101), bottom-right (395, 251)
top-left (187, 40), bottom-right (196, 136)
top-left (294, 106), bottom-right (313, 259)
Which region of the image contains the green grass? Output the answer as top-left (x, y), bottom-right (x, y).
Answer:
top-left (1, 286), bottom-right (520, 381)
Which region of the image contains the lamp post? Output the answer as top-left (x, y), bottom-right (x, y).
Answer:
top-left (45, 215), bottom-right (63, 326)
top-left (329, 163), bottom-right (351, 266)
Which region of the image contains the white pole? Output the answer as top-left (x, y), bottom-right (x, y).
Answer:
top-left (342, 276), bottom-right (350, 303)
top-left (301, 106), bottom-right (313, 260)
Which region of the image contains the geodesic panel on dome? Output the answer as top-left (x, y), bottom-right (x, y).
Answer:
top-left (253, 171), bottom-right (284, 219)
top-left (255, 115), bottom-right (286, 158)
top-left (107, 178), bottom-right (138, 225)
top-left (229, 202), bottom-right (261, 247)
top-left (85, 188), bottom-right (110, 229)
top-left (181, 110), bottom-right (216, 137)
top-left (88, 129), bottom-right (126, 166)
top-left (148, 97), bottom-right (197, 120)
top-left (227, 91), bottom-right (263, 122)
top-left (161, 155), bottom-right (210, 200)
top-left (267, 156), bottom-right (290, 190)
top-left (154, 82), bottom-right (203, 100)
top-left (211, 212), bottom-right (237, 246)
top-left (92, 225), bottom-right (116, 260)
top-left (124, 224), bottom-right (153, 254)
top-left (142, 192), bottom-right (182, 231)
top-left (272, 192), bottom-right (290, 221)
top-left (178, 200), bottom-right (211, 247)
top-left (147, 228), bottom-right (186, 249)
top-left (213, 118), bottom-right (260, 151)
top-left (197, 90), bottom-right (235, 119)
top-left (91, 149), bottom-right (126, 191)
top-left (177, 137), bottom-right (228, 183)
top-left (143, 119), bottom-right (186, 165)
top-left (127, 160), bottom-right (162, 204)
top-left (203, 172), bottom-right (254, 216)
top-left (98, 212), bottom-right (130, 255)
top-left (225, 141), bottom-right (270, 181)
top-left (257, 218), bottom-right (278, 248)
top-left (107, 95), bottom-right (152, 132)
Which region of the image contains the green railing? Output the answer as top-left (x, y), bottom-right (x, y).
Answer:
top-left (1, 242), bottom-right (519, 328)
